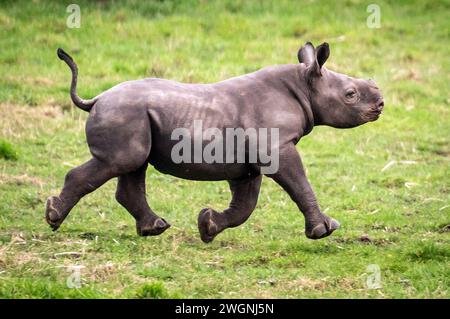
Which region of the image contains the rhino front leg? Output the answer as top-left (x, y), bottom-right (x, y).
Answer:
top-left (267, 144), bottom-right (340, 239)
top-left (198, 174), bottom-right (262, 243)
top-left (115, 164), bottom-right (170, 236)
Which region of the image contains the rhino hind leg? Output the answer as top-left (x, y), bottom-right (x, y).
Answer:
top-left (46, 106), bottom-right (153, 232)
top-left (45, 157), bottom-right (122, 231)
top-left (115, 163), bottom-right (170, 236)
top-left (198, 174), bottom-right (262, 243)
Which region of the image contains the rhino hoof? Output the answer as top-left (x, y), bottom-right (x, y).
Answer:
top-left (306, 218), bottom-right (340, 240)
top-left (45, 196), bottom-right (64, 231)
top-left (198, 208), bottom-right (220, 243)
top-left (137, 218), bottom-right (170, 236)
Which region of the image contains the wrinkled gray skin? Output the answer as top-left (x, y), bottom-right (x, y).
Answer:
top-left (46, 42), bottom-right (384, 242)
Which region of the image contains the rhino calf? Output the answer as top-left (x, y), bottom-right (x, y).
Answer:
top-left (46, 42), bottom-right (383, 242)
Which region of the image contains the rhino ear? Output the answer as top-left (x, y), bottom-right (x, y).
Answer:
top-left (301, 42), bottom-right (330, 80)
top-left (315, 42), bottom-right (330, 69)
top-left (297, 42), bottom-right (316, 66)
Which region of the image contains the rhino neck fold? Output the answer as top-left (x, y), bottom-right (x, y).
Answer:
top-left (296, 89), bottom-right (314, 136)
top-left (278, 65), bottom-right (315, 136)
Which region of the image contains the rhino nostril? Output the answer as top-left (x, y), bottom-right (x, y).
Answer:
top-left (378, 100), bottom-right (384, 108)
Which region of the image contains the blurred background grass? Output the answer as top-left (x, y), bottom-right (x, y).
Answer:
top-left (0, 0), bottom-right (448, 298)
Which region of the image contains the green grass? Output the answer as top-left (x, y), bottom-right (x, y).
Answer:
top-left (0, 139), bottom-right (18, 161)
top-left (0, 0), bottom-right (449, 298)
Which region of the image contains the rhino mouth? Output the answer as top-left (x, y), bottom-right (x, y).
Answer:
top-left (368, 98), bottom-right (384, 121)
top-left (370, 109), bottom-right (382, 121)
top-left (362, 106), bottom-right (383, 122)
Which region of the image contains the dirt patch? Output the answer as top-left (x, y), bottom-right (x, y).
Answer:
top-left (371, 224), bottom-right (404, 233)
top-left (286, 277), bottom-right (327, 290)
top-left (0, 247), bottom-right (43, 270)
top-left (334, 277), bottom-right (361, 290)
top-left (332, 236), bottom-right (396, 247)
top-left (0, 173), bottom-right (45, 188)
top-left (89, 262), bottom-right (118, 282)
top-left (0, 103), bottom-right (65, 140)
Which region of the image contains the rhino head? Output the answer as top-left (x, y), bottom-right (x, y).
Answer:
top-left (298, 42), bottom-right (384, 128)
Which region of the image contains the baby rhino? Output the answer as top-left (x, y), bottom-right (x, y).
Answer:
top-left (46, 42), bottom-right (384, 242)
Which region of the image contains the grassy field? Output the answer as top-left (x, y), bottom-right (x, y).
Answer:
top-left (0, 0), bottom-right (449, 298)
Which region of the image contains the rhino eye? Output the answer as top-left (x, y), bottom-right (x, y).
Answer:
top-left (345, 89), bottom-right (357, 99)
